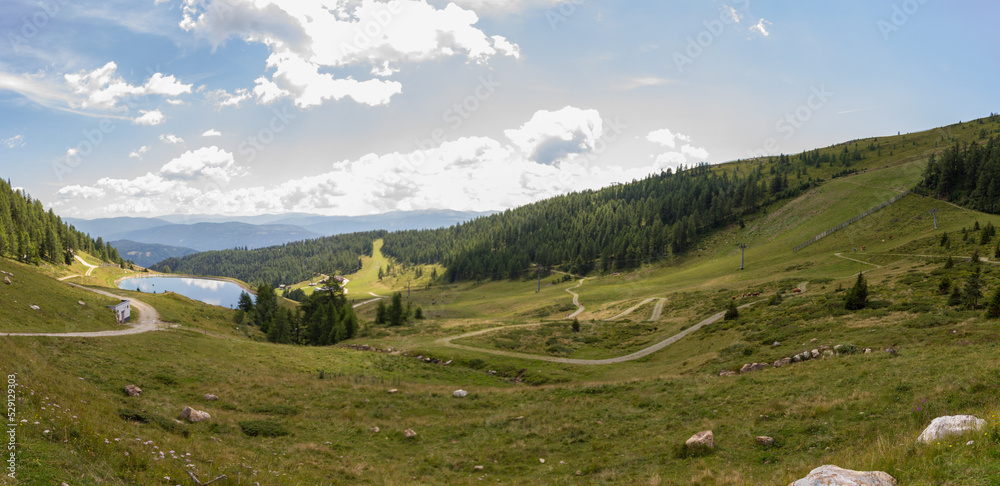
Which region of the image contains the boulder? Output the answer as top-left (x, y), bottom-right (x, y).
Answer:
top-left (739, 363), bottom-right (769, 374)
top-left (388, 389), bottom-right (399, 394)
top-left (3, 276), bottom-right (10, 285)
top-left (123, 385), bottom-right (142, 397)
top-left (204, 394), bottom-right (219, 401)
top-left (719, 370), bottom-right (737, 377)
top-left (791, 354), bottom-right (802, 363)
top-left (811, 349), bottom-right (820, 359)
top-left (917, 415), bottom-right (986, 444)
top-left (179, 406), bottom-right (211, 423)
top-left (756, 436), bottom-right (774, 446)
top-left (685, 430), bottom-right (714, 449)
top-left (788, 465), bottom-right (896, 486)
top-left (78, 301), bottom-right (86, 306)
top-left (403, 428), bottom-right (417, 438)
top-left (453, 390), bottom-right (468, 398)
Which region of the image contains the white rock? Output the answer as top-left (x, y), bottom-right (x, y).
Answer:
top-left (788, 465), bottom-right (896, 486)
top-left (179, 406), bottom-right (210, 423)
top-left (453, 390), bottom-right (468, 398)
top-left (685, 430), bottom-right (714, 449)
top-left (917, 415), bottom-right (986, 444)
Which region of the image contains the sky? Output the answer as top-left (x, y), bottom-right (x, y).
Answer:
top-left (1, 0), bottom-right (998, 219)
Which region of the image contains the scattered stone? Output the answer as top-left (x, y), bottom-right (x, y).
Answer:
top-left (685, 430), bottom-right (714, 449)
top-left (864, 348), bottom-right (872, 354)
top-left (917, 415), bottom-right (986, 444)
top-left (179, 406), bottom-right (211, 423)
top-left (444, 360), bottom-right (453, 365)
top-left (453, 390), bottom-right (468, 398)
top-left (967, 440), bottom-right (975, 446)
top-left (810, 338), bottom-right (818, 343)
top-left (773, 341), bottom-right (781, 346)
top-left (78, 301), bottom-right (86, 306)
top-left (719, 370), bottom-right (737, 377)
top-left (773, 357), bottom-right (793, 368)
top-left (811, 349), bottom-right (820, 359)
top-left (576, 470), bottom-right (583, 476)
top-left (788, 465), bottom-right (896, 486)
top-left (3, 276), bottom-right (10, 285)
top-left (372, 426), bottom-right (380, 433)
top-left (388, 389), bottom-right (398, 394)
top-left (539, 458), bottom-right (545, 464)
top-left (123, 385), bottom-right (142, 397)
top-left (740, 363), bottom-right (769, 374)
top-left (756, 436), bottom-right (774, 446)
top-left (29, 305), bottom-right (40, 310)
top-left (791, 354), bottom-right (802, 363)
top-left (403, 428), bottom-right (417, 438)
top-left (204, 394), bottom-right (219, 401)
top-left (885, 348), bottom-right (898, 356)
top-left (474, 465), bottom-right (484, 470)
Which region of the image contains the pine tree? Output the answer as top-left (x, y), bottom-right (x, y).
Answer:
top-left (724, 301), bottom-right (739, 320)
top-left (964, 267), bottom-right (984, 310)
top-left (844, 273), bottom-right (869, 310)
top-left (986, 288), bottom-right (1000, 319)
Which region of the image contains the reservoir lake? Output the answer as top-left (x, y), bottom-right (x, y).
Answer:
top-left (119, 276), bottom-right (248, 308)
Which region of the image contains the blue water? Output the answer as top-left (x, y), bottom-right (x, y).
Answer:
top-left (118, 276), bottom-right (248, 308)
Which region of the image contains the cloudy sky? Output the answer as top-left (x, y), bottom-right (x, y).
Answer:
top-left (1, 0), bottom-right (997, 218)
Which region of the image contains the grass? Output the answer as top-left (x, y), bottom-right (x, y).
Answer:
top-left (3, 117), bottom-right (1000, 484)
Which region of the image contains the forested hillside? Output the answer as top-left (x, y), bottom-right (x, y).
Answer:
top-left (152, 231), bottom-right (384, 286)
top-left (383, 161), bottom-right (819, 281)
top-left (0, 178), bottom-right (123, 265)
top-left (918, 134), bottom-right (1000, 213)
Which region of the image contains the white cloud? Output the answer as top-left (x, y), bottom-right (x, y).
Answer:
top-left (505, 107), bottom-right (604, 164)
top-left (57, 185), bottom-right (106, 200)
top-left (165, 98), bottom-right (186, 105)
top-left (681, 144), bottom-right (709, 160)
top-left (129, 145), bottom-right (151, 159)
top-left (750, 18), bottom-right (772, 37)
top-left (252, 76), bottom-right (288, 104)
top-left (445, 0), bottom-right (563, 16)
top-left (202, 129), bottom-right (222, 137)
top-left (159, 133), bottom-right (184, 145)
top-left (64, 62), bottom-right (192, 110)
top-left (616, 77), bottom-right (671, 90)
top-left (647, 128), bottom-right (679, 148)
top-left (2, 134), bottom-right (25, 149)
top-left (209, 88), bottom-right (252, 108)
top-left (160, 146), bottom-right (242, 183)
top-left (134, 109), bottom-right (165, 126)
top-left (722, 5), bottom-right (743, 24)
top-left (180, 0), bottom-right (518, 108)
top-left (58, 108), bottom-right (677, 217)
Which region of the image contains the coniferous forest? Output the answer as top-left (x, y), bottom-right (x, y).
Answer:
top-left (0, 178), bottom-right (123, 265)
top-left (917, 135), bottom-right (1000, 213)
top-left (152, 231), bottom-right (383, 287)
top-left (236, 282), bottom-right (360, 345)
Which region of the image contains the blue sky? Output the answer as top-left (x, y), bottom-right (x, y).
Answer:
top-left (1, 0), bottom-right (997, 218)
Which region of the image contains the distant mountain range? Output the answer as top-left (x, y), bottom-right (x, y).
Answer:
top-left (66, 210), bottom-right (493, 265)
top-left (108, 240), bottom-right (200, 268)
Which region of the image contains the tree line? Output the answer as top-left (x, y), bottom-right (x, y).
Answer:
top-left (0, 178), bottom-right (123, 266)
top-left (152, 231), bottom-right (384, 287)
top-left (381, 162), bottom-right (820, 281)
top-left (917, 135), bottom-right (1000, 213)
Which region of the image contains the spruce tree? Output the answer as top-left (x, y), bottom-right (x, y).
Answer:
top-left (986, 288), bottom-right (1000, 319)
top-left (844, 273), bottom-right (868, 310)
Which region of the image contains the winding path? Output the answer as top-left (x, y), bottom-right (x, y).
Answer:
top-left (353, 292), bottom-right (387, 309)
top-left (75, 255), bottom-right (98, 276)
top-left (564, 279), bottom-right (586, 319)
top-left (0, 283), bottom-right (168, 338)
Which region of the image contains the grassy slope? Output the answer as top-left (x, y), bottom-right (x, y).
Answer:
top-left (3, 118), bottom-right (1000, 484)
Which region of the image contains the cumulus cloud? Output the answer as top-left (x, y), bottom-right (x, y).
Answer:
top-left (57, 185), bottom-right (106, 200)
top-left (202, 129), bottom-right (221, 137)
top-left (64, 62), bottom-right (192, 110)
top-left (134, 109), bottom-right (165, 126)
top-left (129, 145), bottom-right (151, 159)
top-left (160, 146), bottom-right (242, 183)
top-left (56, 108), bottom-right (675, 217)
top-left (179, 0), bottom-right (518, 108)
top-left (505, 107), bottom-right (604, 165)
top-left (208, 88), bottom-right (252, 108)
top-left (647, 127), bottom-right (709, 171)
top-left (750, 18), bottom-right (772, 37)
top-left (160, 133), bottom-right (184, 144)
top-left (445, 0), bottom-right (563, 16)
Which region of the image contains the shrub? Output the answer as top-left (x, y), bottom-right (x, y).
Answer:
top-left (768, 293), bottom-right (782, 306)
top-left (239, 420), bottom-right (289, 437)
top-left (833, 344), bottom-right (857, 355)
top-left (724, 302), bottom-right (739, 321)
